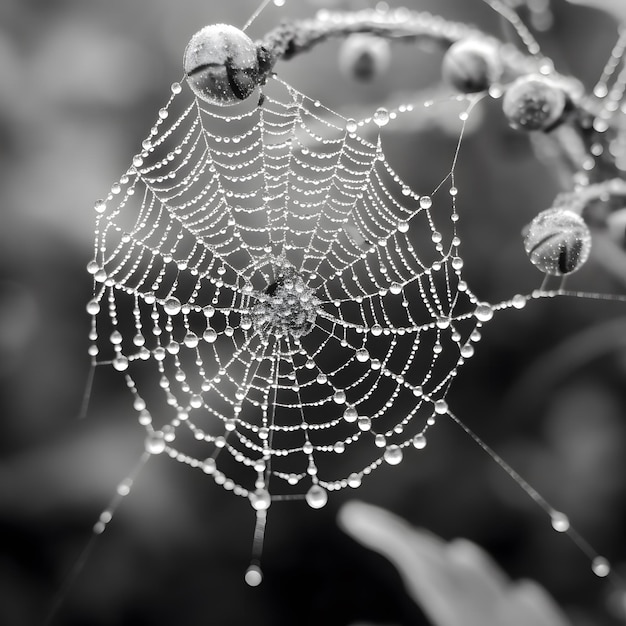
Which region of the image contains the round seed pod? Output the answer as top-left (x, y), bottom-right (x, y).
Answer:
top-left (523, 208), bottom-right (591, 275)
top-left (338, 34), bottom-right (391, 82)
top-left (502, 75), bottom-right (567, 131)
top-left (441, 38), bottom-right (501, 93)
top-left (184, 24), bottom-right (260, 106)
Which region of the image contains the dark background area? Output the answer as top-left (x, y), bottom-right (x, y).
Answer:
top-left (0, 0), bottom-right (625, 624)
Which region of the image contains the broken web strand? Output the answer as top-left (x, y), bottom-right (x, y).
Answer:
top-left (80, 55), bottom-right (625, 606)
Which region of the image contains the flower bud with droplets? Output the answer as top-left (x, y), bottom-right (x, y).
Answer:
top-left (502, 75), bottom-right (567, 131)
top-left (338, 34), bottom-right (391, 82)
top-left (184, 24), bottom-right (260, 106)
top-left (441, 38), bottom-right (502, 93)
top-left (524, 208), bottom-right (591, 275)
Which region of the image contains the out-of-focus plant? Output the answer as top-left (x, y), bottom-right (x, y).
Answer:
top-left (340, 501), bottom-right (573, 626)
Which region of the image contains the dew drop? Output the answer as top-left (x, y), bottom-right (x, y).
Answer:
top-left (550, 511), bottom-right (570, 533)
top-left (164, 297), bottom-right (182, 316)
top-left (343, 406), bottom-right (358, 423)
top-left (371, 324), bottom-right (383, 336)
top-left (373, 107), bottom-right (390, 127)
top-left (203, 328), bottom-right (217, 343)
top-left (592, 556), bottom-right (610, 577)
top-left (413, 434), bottom-right (427, 449)
top-left (356, 348), bottom-right (370, 362)
top-left (512, 294), bottom-right (527, 309)
top-left (398, 221), bottom-right (409, 233)
top-left (358, 416), bottom-right (371, 431)
top-left (305, 484), bottom-right (328, 509)
top-left (460, 343), bottom-right (474, 358)
top-left (86, 299), bottom-right (100, 315)
top-left (384, 445), bottom-right (403, 465)
top-left (245, 565), bottom-right (263, 587)
top-left (250, 488), bottom-right (272, 511)
top-left (347, 473), bottom-right (362, 488)
top-left (333, 390), bottom-right (346, 404)
top-left (145, 431), bottom-right (166, 454)
top-left (171, 81), bottom-right (182, 94)
top-left (94, 199), bottom-right (107, 213)
top-left (434, 399), bottom-right (448, 415)
top-left (203, 458), bottom-right (216, 474)
top-left (346, 118), bottom-right (358, 133)
top-left (474, 303), bottom-right (494, 322)
top-left (419, 196), bottom-right (432, 209)
top-left (113, 355), bottom-right (129, 371)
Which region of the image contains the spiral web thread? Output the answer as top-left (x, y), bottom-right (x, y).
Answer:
top-left (85, 75), bottom-right (617, 584)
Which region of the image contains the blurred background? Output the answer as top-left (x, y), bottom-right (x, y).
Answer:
top-left (0, 0), bottom-right (625, 624)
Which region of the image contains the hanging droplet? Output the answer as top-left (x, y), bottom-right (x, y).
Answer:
top-left (550, 511), bottom-right (570, 533)
top-left (356, 348), bottom-right (370, 362)
top-left (164, 297), bottom-right (182, 316)
top-left (343, 406), bottom-right (358, 423)
top-left (145, 431), bottom-right (166, 454)
top-left (305, 484), bottom-right (328, 509)
top-left (474, 303), bottom-right (494, 322)
top-left (524, 208), bottom-right (591, 276)
top-left (413, 434), bottom-right (427, 449)
top-left (113, 355), bottom-right (129, 371)
top-left (591, 556), bottom-right (611, 578)
top-left (245, 564), bottom-right (263, 587)
top-left (460, 343), bottom-right (474, 358)
top-left (333, 390), bottom-right (346, 404)
top-left (434, 399), bottom-right (448, 415)
top-left (397, 221), bottom-right (409, 233)
top-left (94, 199), bottom-right (107, 213)
top-left (419, 196), bottom-right (432, 209)
top-left (373, 107), bottom-right (390, 127)
top-left (203, 328), bottom-right (217, 343)
top-left (347, 473), bottom-right (362, 488)
top-left (345, 118), bottom-right (358, 134)
top-left (86, 299), bottom-right (100, 315)
top-left (250, 488), bottom-right (272, 511)
top-left (384, 445), bottom-right (403, 465)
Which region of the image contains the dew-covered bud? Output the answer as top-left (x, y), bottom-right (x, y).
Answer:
top-left (338, 34), bottom-right (391, 82)
top-left (184, 24), bottom-right (260, 106)
top-left (524, 208), bottom-right (591, 275)
top-left (502, 75), bottom-right (567, 131)
top-left (441, 38), bottom-right (501, 93)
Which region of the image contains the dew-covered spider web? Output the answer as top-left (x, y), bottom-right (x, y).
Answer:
top-left (84, 72), bottom-right (617, 586)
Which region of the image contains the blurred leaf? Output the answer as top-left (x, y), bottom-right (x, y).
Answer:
top-left (339, 501), bottom-right (572, 626)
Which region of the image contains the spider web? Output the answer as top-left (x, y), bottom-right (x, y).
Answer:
top-left (87, 75), bottom-right (494, 508)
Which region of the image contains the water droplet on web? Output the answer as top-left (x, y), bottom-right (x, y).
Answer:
top-left (164, 297), bottom-right (182, 316)
top-left (145, 431), bottom-right (166, 454)
top-left (550, 511), bottom-right (570, 532)
top-left (592, 557), bottom-right (610, 577)
top-left (346, 118), bottom-right (358, 133)
top-left (113, 355), bottom-right (129, 371)
top-left (474, 303), bottom-right (494, 322)
top-left (250, 488), bottom-right (272, 511)
top-left (86, 300), bottom-right (100, 315)
top-left (94, 199), bottom-right (107, 213)
top-left (420, 196), bottom-right (432, 209)
top-left (373, 107), bottom-right (390, 127)
top-left (305, 484), bottom-right (328, 509)
top-left (413, 434), bottom-right (427, 449)
top-left (356, 348), bottom-right (369, 362)
top-left (245, 565), bottom-right (263, 587)
top-left (343, 407), bottom-right (358, 423)
top-left (434, 399), bottom-right (448, 415)
top-left (384, 445), bottom-right (403, 465)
